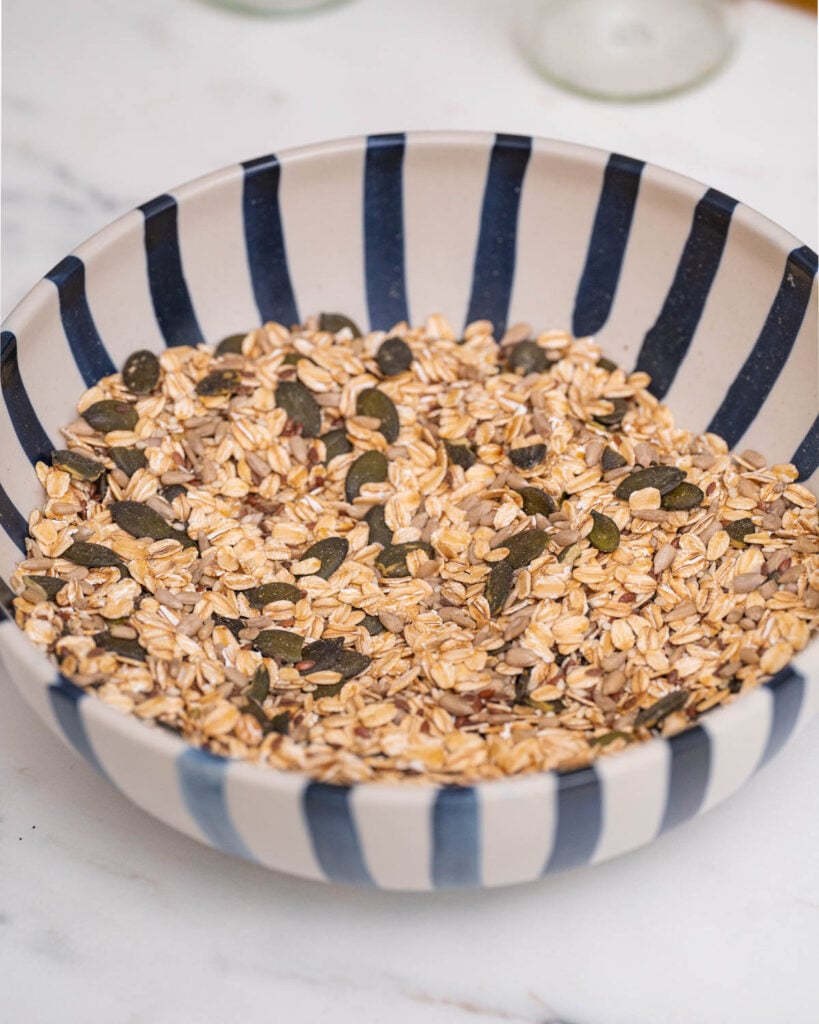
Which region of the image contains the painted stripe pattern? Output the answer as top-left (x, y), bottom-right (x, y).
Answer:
top-left (757, 665), bottom-right (806, 770)
top-left (465, 133), bottom-right (532, 337)
top-left (792, 415), bottom-right (819, 482)
top-left (0, 482), bottom-right (28, 553)
top-left (1, 330), bottom-right (54, 465)
top-left (241, 155), bottom-right (299, 327)
top-left (542, 766), bottom-right (603, 873)
top-left (634, 189), bottom-right (738, 398)
top-left (139, 194), bottom-right (206, 348)
top-left (48, 674), bottom-right (107, 778)
top-left (177, 747), bottom-right (255, 860)
top-left (303, 782), bottom-right (373, 885)
top-left (660, 725), bottom-right (711, 833)
top-left (431, 786), bottom-right (481, 887)
top-left (364, 133), bottom-right (409, 330)
top-left (707, 245), bottom-right (818, 447)
top-left (44, 256), bottom-right (116, 386)
top-left (573, 153), bottom-right (645, 338)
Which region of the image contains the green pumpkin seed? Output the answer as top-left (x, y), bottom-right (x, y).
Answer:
top-left (507, 340), bottom-right (548, 376)
top-left (248, 663), bottom-right (270, 703)
top-left (375, 541), bottom-right (434, 578)
top-left (109, 447), bottom-right (147, 477)
top-left (320, 428), bottom-right (352, 463)
top-left (525, 697), bottom-right (565, 714)
top-left (513, 669), bottom-right (532, 703)
top-left (601, 446), bottom-right (627, 471)
top-left (356, 388), bottom-right (400, 444)
top-left (162, 483), bottom-right (187, 503)
top-left (312, 680), bottom-right (346, 699)
top-left (62, 541), bottom-right (130, 577)
top-left (634, 690), bottom-right (688, 729)
top-left (215, 333), bottom-right (245, 356)
top-left (503, 528), bottom-right (549, 569)
top-left (22, 575), bottom-right (67, 602)
top-left (281, 352), bottom-right (302, 366)
top-left (93, 630), bottom-right (146, 662)
top-left (345, 450), bottom-right (388, 503)
top-left (588, 510), bottom-right (620, 552)
top-left (660, 481), bottom-right (705, 511)
top-left (253, 629), bottom-right (305, 662)
top-left (485, 559), bottom-right (514, 616)
top-left (302, 537), bottom-right (349, 579)
top-left (509, 443), bottom-right (546, 470)
top-left (110, 501), bottom-right (195, 548)
top-left (614, 465), bottom-right (685, 501)
top-left (275, 380), bottom-right (322, 438)
top-left (336, 650), bottom-right (371, 680)
top-left (319, 312), bottom-right (362, 338)
top-left (557, 542), bottom-right (582, 565)
top-left (300, 637), bottom-right (345, 674)
top-left (445, 441), bottom-right (477, 470)
top-left (195, 368), bottom-right (242, 397)
top-left (376, 336), bottom-right (413, 376)
top-left (725, 517), bottom-right (756, 548)
top-left (122, 350), bottom-right (160, 395)
top-left (364, 504), bottom-right (393, 548)
top-left (591, 730), bottom-right (632, 746)
top-left (594, 396), bottom-right (628, 428)
top-left (82, 400), bottom-right (138, 433)
top-left (358, 612), bottom-right (385, 636)
top-left (268, 710), bottom-right (291, 735)
top-left (212, 614), bottom-right (245, 640)
top-left (516, 487), bottom-right (556, 517)
top-left (245, 581), bottom-right (302, 608)
top-left (597, 356), bottom-right (619, 373)
top-left (51, 449), bottom-right (106, 482)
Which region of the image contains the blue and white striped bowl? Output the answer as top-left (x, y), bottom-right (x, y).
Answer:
top-left (1, 132), bottom-right (817, 889)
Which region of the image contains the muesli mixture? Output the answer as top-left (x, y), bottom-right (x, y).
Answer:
top-left (10, 314), bottom-right (819, 784)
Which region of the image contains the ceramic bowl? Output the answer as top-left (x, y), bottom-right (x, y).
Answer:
top-left (1, 132), bottom-right (817, 889)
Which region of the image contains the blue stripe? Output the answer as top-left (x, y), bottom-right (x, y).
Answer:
top-left (177, 747), bottom-right (255, 860)
top-left (1, 330), bottom-right (55, 465)
top-left (791, 415), bottom-right (819, 482)
top-left (757, 666), bottom-right (805, 770)
top-left (431, 786), bottom-right (480, 887)
top-left (635, 188), bottom-right (738, 398)
top-left (49, 674), bottom-right (107, 777)
top-left (0, 481), bottom-right (28, 553)
top-left (660, 725), bottom-right (711, 833)
top-left (542, 766), bottom-right (602, 874)
top-left (303, 782), bottom-right (373, 885)
top-left (241, 155), bottom-right (299, 327)
top-left (573, 153), bottom-right (645, 338)
top-left (707, 246), bottom-right (818, 447)
top-left (465, 133), bottom-right (532, 337)
top-left (364, 133), bottom-right (409, 330)
top-left (44, 256), bottom-right (116, 386)
top-left (138, 194), bottom-right (206, 348)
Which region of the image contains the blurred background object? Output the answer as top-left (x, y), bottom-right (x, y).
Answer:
top-left (201, 0), bottom-right (351, 12)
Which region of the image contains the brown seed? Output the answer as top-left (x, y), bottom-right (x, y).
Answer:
top-left (732, 573), bottom-right (767, 593)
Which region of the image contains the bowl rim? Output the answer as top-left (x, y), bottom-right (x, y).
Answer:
top-left (1, 129), bottom-right (816, 798)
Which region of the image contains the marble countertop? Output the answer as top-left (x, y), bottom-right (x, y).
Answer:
top-left (2, 1), bottom-right (817, 1021)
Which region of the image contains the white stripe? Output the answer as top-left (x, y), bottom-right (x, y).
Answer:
top-left (351, 783), bottom-right (436, 891)
top-left (701, 687), bottom-right (772, 814)
top-left (0, 621), bottom-right (62, 734)
top-left (479, 773), bottom-right (558, 887)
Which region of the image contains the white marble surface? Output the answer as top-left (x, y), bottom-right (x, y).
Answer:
top-left (1, 1), bottom-right (817, 1021)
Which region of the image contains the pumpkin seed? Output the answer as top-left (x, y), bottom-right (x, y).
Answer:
top-left (242, 698), bottom-right (269, 728)
top-left (162, 483), bottom-right (187, 503)
top-left (62, 541), bottom-right (130, 577)
top-left (725, 517), bottom-right (756, 548)
top-left (195, 368), bottom-right (242, 397)
top-left (358, 612), bottom-right (385, 636)
top-left (275, 380), bottom-right (321, 437)
top-left (509, 443), bottom-right (546, 470)
top-left (300, 637), bottom-right (345, 673)
top-left (109, 446), bottom-right (147, 477)
top-left (320, 428), bottom-right (352, 463)
top-left (376, 336), bottom-right (413, 376)
top-left (356, 388), bottom-right (400, 444)
top-left (122, 349), bottom-right (160, 395)
top-left (253, 629), bottom-right (305, 662)
top-left (513, 669), bottom-right (532, 703)
top-left (445, 441), bottom-right (477, 470)
top-left (82, 400), bottom-right (138, 433)
top-left (248, 663), bottom-right (270, 703)
top-left (336, 649), bottom-right (371, 679)
top-left (215, 333), bottom-right (245, 356)
top-left (601, 446), bottom-right (627, 471)
top-left (594, 396), bottom-right (628, 428)
top-left (375, 541), bottom-right (434, 578)
top-left (364, 504), bottom-right (393, 548)
top-left (557, 542), bottom-right (582, 565)
top-left (110, 501), bottom-right (195, 548)
top-left (345, 450), bottom-right (388, 503)
top-left (485, 559), bottom-right (514, 616)
top-left (634, 690), bottom-right (688, 729)
top-left (319, 312), bottom-right (362, 337)
top-left (302, 537), bottom-right (349, 579)
top-left (507, 340), bottom-right (548, 375)
top-left (503, 528), bottom-right (549, 569)
top-left (245, 581), bottom-right (302, 608)
top-left (281, 352), bottom-right (302, 366)
top-left (588, 510), bottom-right (620, 552)
top-left (525, 697), bottom-right (565, 714)
top-left (591, 730), bottom-right (632, 746)
top-left (22, 574), bottom-right (67, 602)
top-left (212, 614), bottom-right (245, 640)
top-left (93, 630), bottom-right (146, 661)
top-left (597, 356), bottom-right (619, 373)
top-left (268, 710), bottom-right (291, 735)
top-left (614, 465), bottom-right (685, 501)
top-left (660, 481), bottom-right (704, 511)
top-left (516, 487), bottom-right (556, 517)
top-left (312, 680), bottom-right (346, 699)
top-left (51, 449), bottom-right (106, 482)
